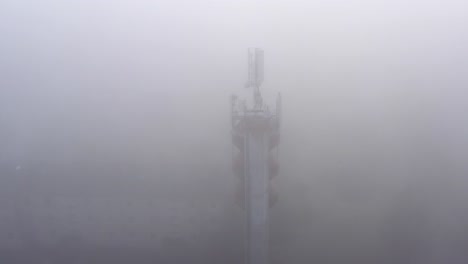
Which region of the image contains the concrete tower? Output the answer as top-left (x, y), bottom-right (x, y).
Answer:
top-left (231, 48), bottom-right (281, 264)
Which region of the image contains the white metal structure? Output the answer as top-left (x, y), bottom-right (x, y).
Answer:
top-left (231, 48), bottom-right (281, 264)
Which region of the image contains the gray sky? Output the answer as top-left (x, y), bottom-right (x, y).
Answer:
top-left (2, 0), bottom-right (468, 204)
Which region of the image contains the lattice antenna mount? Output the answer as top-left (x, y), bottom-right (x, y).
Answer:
top-left (245, 48), bottom-right (264, 110)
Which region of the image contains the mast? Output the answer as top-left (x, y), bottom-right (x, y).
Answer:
top-left (231, 48), bottom-right (281, 264)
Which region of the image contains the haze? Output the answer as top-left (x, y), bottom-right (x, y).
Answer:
top-left (1, 0), bottom-right (468, 263)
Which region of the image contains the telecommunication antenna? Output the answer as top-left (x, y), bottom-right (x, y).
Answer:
top-left (231, 48), bottom-right (281, 264)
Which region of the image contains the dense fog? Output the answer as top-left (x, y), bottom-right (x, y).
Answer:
top-left (1, 0), bottom-right (468, 263)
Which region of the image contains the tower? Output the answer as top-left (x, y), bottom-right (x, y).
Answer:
top-left (231, 48), bottom-right (281, 264)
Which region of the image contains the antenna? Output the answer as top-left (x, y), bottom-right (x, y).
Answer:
top-left (246, 48), bottom-right (264, 109)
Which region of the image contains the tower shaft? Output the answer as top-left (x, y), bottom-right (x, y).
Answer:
top-left (244, 118), bottom-right (270, 264)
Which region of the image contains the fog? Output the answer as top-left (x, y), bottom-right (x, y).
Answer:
top-left (1, 0), bottom-right (468, 263)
